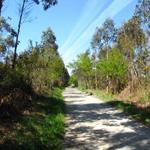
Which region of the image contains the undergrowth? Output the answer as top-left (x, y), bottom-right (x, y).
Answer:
top-left (0, 88), bottom-right (65, 150)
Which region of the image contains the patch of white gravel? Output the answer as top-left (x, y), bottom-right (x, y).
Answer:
top-left (63, 88), bottom-right (150, 150)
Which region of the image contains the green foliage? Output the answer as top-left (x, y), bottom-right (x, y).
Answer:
top-left (70, 0), bottom-right (149, 96)
top-left (77, 52), bottom-right (92, 77)
top-left (0, 88), bottom-right (65, 150)
top-left (0, 26), bottom-right (67, 149)
top-left (107, 100), bottom-right (150, 126)
top-left (83, 88), bottom-right (150, 126)
top-left (117, 17), bottom-right (147, 59)
top-left (140, 94), bottom-right (150, 103)
top-left (84, 89), bottom-right (113, 101)
top-left (97, 48), bottom-right (128, 92)
top-left (52, 87), bottom-right (64, 99)
top-left (69, 50), bottom-right (93, 88)
top-left (0, 17), bottom-right (16, 57)
top-left (0, 69), bottom-right (30, 91)
top-left (97, 49), bottom-right (128, 79)
top-left (69, 74), bottom-right (78, 87)
top-left (0, 1), bottom-right (65, 149)
top-left (91, 18), bottom-right (117, 50)
top-left (17, 28), bottom-right (69, 95)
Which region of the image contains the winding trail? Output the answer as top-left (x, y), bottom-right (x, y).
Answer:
top-left (63, 88), bottom-right (150, 150)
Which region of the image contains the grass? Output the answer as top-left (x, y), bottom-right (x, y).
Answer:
top-left (107, 100), bottom-right (150, 125)
top-left (139, 92), bottom-right (150, 104)
top-left (81, 88), bottom-right (150, 126)
top-left (79, 87), bottom-right (113, 101)
top-left (0, 88), bottom-right (65, 150)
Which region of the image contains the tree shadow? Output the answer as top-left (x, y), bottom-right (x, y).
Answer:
top-left (64, 95), bottom-right (150, 150)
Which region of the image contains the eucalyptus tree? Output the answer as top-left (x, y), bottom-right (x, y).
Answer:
top-left (91, 27), bottom-right (104, 89)
top-left (135, 0), bottom-right (150, 36)
top-left (102, 18), bottom-right (117, 60)
top-left (98, 19), bottom-right (117, 91)
top-left (117, 17), bottom-right (147, 92)
top-left (134, 0), bottom-right (150, 80)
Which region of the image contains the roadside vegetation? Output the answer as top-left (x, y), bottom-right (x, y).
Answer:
top-left (69, 0), bottom-right (150, 126)
top-left (80, 88), bottom-right (150, 126)
top-left (0, 0), bottom-right (70, 149)
top-left (0, 88), bottom-right (65, 150)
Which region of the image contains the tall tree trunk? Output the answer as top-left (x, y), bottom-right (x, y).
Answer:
top-left (95, 69), bottom-right (98, 89)
top-left (12, 0), bottom-right (26, 69)
top-left (106, 42), bottom-right (109, 93)
top-left (0, 0), bottom-right (4, 16)
top-left (93, 49), bottom-right (98, 89)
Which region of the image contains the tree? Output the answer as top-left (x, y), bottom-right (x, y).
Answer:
top-left (134, 0), bottom-right (150, 82)
top-left (91, 27), bottom-right (104, 89)
top-left (137, 48), bottom-right (150, 78)
top-left (91, 18), bottom-right (117, 91)
top-left (17, 27), bottom-right (68, 94)
top-left (41, 27), bottom-right (58, 50)
top-left (135, 0), bottom-right (150, 36)
top-left (102, 18), bottom-right (117, 59)
top-left (97, 48), bottom-right (128, 93)
top-left (0, 0), bottom-right (4, 16)
top-left (69, 50), bottom-right (93, 89)
top-left (35, 0), bottom-right (57, 10)
top-left (117, 17), bottom-right (147, 93)
top-left (12, 0), bottom-right (58, 68)
top-left (0, 17), bottom-right (17, 63)
top-left (69, 74), bottom-right (78, 87)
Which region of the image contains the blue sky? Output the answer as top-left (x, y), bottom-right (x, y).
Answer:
top-left (3, 0), bottom-right (138, 66)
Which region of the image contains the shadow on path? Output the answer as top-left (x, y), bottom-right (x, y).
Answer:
top-left (63, 88), bottom-right (150, 150)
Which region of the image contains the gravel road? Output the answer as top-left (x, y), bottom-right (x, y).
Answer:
top-left (63, 88), bottom-right (150, 150)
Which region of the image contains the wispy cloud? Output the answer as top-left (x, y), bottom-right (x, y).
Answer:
top-left (59, 0), bottom-right (99, 51)
top-left (61, 0), bottom-right (134, 65)
top-left (59, 0), bottom-right (111, 53)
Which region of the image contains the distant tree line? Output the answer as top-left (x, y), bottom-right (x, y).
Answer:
top-left (69, 0), bottom-right (150, 98)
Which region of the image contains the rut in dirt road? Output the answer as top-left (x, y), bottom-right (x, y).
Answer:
top-left (63, 88), bottom-right (150, 150)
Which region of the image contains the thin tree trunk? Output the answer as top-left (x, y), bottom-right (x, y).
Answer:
top-left (93, 49), bottom-right (98, 89)
top-left (12, 0), bottom-right (26, 69)
top-left (106, 42), bottom-right (109, 93)
top-left (0, 0), bottom-right (4, 16)
top-left (95, 70), bottom-right (98, 89)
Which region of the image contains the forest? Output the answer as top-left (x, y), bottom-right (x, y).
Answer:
top-left (0, 0), bottom-right (69, 149)
top-left (69, 0), bottom-right (150, 122)
top-left (0, 0), bottom-right (150, 149)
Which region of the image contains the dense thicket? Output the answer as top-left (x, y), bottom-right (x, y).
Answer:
top-left (0, 27), bottom-right (69, 114)
top-left (0, 0), bottom-right (69, 117)
top-left (69, 0), bottom-right (150, 105)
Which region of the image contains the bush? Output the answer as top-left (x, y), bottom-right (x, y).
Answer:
top-left (0, 68), bottom-right (33, 118)
top-left (69, 74), bottom-right (78, 87)
top-left (0, 69), bottom-right (32, 92)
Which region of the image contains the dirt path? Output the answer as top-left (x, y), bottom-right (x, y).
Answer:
top-left (63, 88), bottom-right (150, 150)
